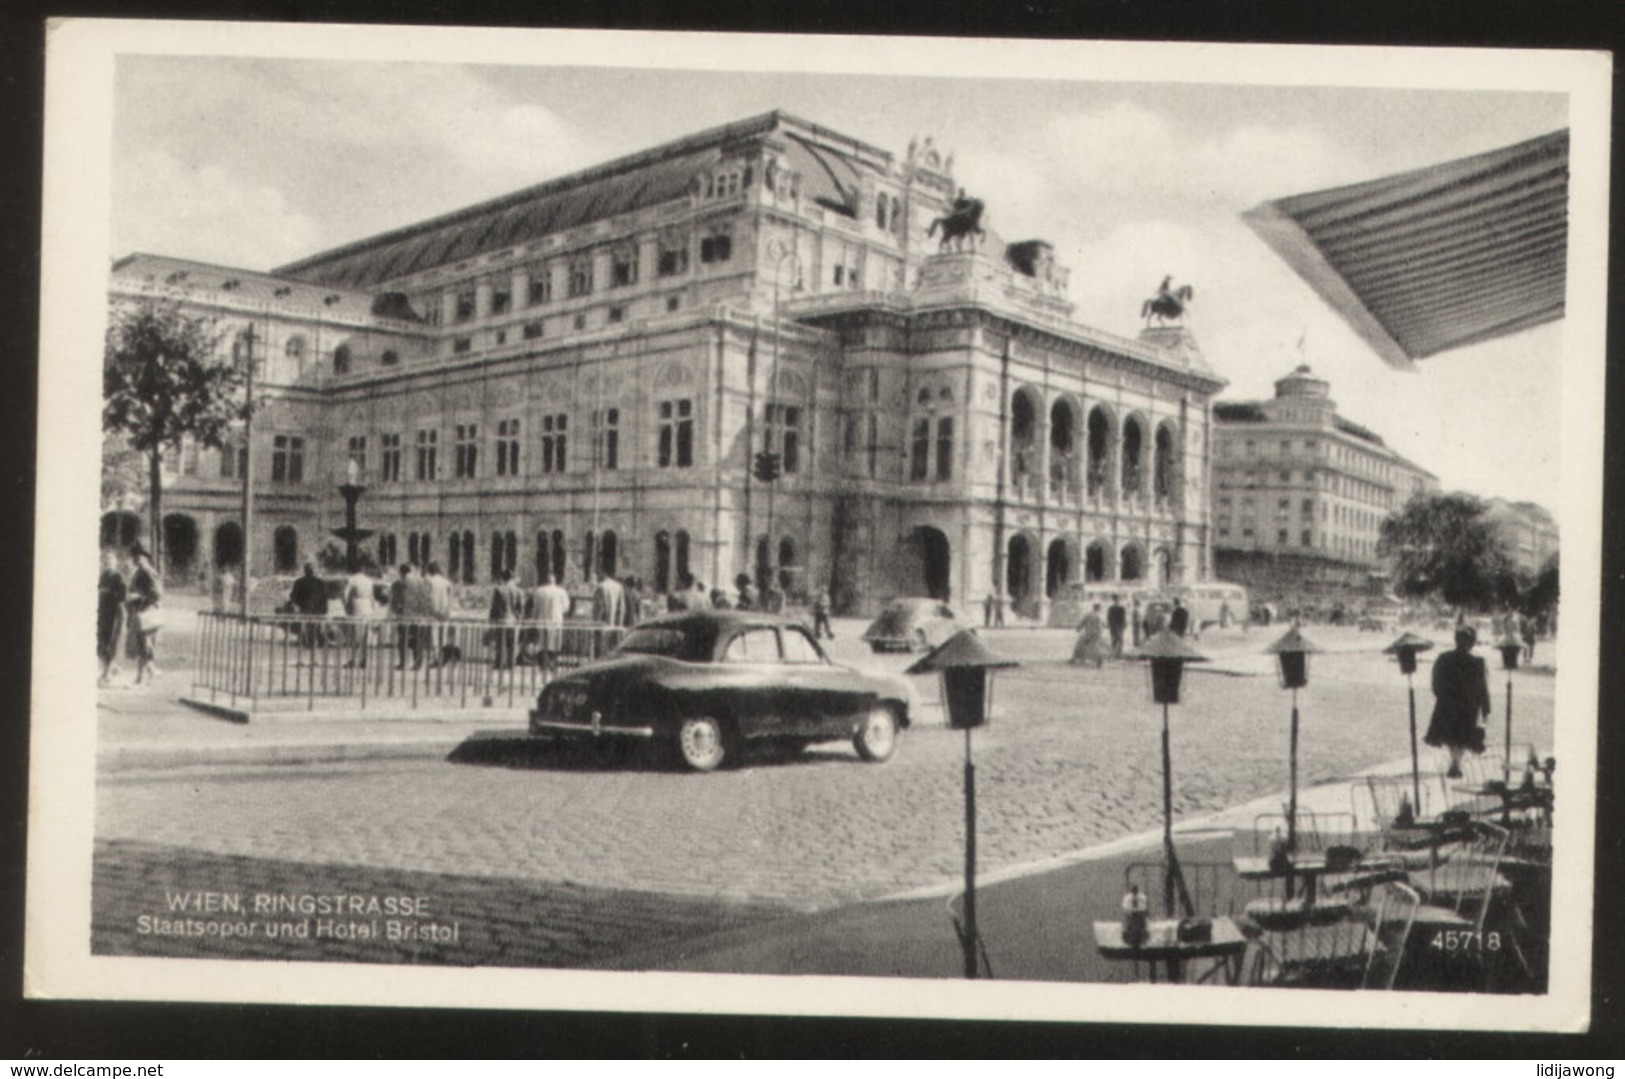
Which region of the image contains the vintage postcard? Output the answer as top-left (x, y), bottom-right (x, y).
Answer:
top-left (30, 21), bottom-right (1609, 1030)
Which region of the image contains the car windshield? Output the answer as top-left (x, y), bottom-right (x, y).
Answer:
top-left (614, 625), bottom-right (710, 662)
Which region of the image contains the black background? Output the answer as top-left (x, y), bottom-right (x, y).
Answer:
top-left (1, 0), bottom-right (1620, 1059)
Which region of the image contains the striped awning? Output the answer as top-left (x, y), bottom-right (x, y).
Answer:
top-left (1242, 130), bottom-right (1568, 370)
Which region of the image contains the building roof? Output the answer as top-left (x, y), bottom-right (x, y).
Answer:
top-left (274, 111), bottom-right (875, 291)
top-left (109, 253), bottom-right (419, 327)
top-left (1213, 402), bottom-right (1267, 423)
top-left (1242, 130), bottom-right (1568, 369)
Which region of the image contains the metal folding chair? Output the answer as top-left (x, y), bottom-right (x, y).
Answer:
top-left (1361, 881), bottom-right (1422, 990)
top-left (1404, 820), bottom-right (1511, 990)
top-left (1247, 902), bottom-right (1383, 989)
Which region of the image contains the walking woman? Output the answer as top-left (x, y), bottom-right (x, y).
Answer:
top-left (1070, 603), bottom-right (1108, 668)
top-left (96, 550), bottom-right (127, 686)
top-left (125, 545), bottom-right (164, 685)
top-left (1425, 625), bottom-right (1490, 777)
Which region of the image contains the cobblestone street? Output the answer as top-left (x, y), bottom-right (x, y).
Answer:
top-left (95, 624), bottom-right (1556, 929)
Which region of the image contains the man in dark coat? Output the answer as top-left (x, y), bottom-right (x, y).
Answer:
top-left (488, 569), bottom-right (525, 669)
top-left (1106, 595), bottom-right (1127, 658)
top-left (1168, 598), bottom-right (1190, 637)
top-left (289, 562), bottom-right (327, 654)
top-left (1425, 626), bottom-right (1491, 777)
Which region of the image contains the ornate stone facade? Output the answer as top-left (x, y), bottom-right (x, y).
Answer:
top-left (106, 111), bottom-right (1226, 616)
top-left (1210, 365), bottom-right (1440, 600)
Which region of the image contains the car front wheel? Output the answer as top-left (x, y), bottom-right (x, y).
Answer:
top-left (675, 716), bottom-right (729, 772)
top-left (854, 705), bottom-right (900, 763)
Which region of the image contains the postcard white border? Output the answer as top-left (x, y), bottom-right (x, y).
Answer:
top-left (29, 19), bottom-right (1610, 1032)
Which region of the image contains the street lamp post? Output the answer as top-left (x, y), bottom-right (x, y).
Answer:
top-left (1265, 626), bottom-right (1319, 865)
top-left (907, 630), bottom-right (1017, 980)
top-left (1128, 628), bottom-right (1207, 925)
top-left (759, 239), bottom-right (801, 591)
top-left (1497, 634), bottom-right (1523, 793)
top-left (1384, 632), bottom-right (1435, 811)
top-left (235, 322), bottom-right (257, 617)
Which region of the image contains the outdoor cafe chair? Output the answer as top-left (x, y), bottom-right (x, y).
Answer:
top-left (1361, 880), bottom-right (1423, 990)
top-left (1238, 810), bottom-right (1390, 931)
top-left (1404, 820), bottom-right (1511, 990)
top-left (1453, 748), bottom-right (1540, 821)
top-left (1245, 888), bottom-right (1385, 990)
top-left (1353, 775), bottom-right (1473, 869)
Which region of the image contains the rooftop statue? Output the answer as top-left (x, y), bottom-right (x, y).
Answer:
top-left (1141, 275), bottom-right (1194, 325)
top-left (927, 188), bottom-right (986, 253)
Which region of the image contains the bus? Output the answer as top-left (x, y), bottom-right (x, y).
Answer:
top-left (1046, 580), bottom-right (1249, 634)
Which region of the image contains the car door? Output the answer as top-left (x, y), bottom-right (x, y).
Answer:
top-left (718, 626), bottom-right (790, 737)
top-left (778, 624), bottom-right (873, 736)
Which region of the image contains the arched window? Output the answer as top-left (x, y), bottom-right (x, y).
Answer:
top-left (755, 535), bottom-right (771, 590)
top-left (1011, 390), bottom-right (1038, 487)
top-left (675, 530), bottom-right (691, 588)
top-left (333, 344), bottom-right (352, 375)
top-left (1154, 423), bottom-right (1177, 500)
top-left (273, 526), bottom-right (298, 573)
top-left (1122, 417), bottom-right (1144, 497)
top-left (1085, 541), bottom-right (1108, 582)
top-left (1048, 399), bottom-right (1076, 491)
top-left (449, 531), bottom-right (463, 580)
top-left (1087, 407), bottom-right (1113, 497)
top-left (778, 536), bottom-right (797, 591)
top-left (1121, 544), bottom-right (1144, 582)
top-left (653, 531), bottom-right (672, 593)
top-left (599, 531), bottom-right (618, 578)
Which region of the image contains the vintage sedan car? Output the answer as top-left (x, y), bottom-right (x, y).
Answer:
top-left (529, 610), bottom-right (916, 771)
top-left (862, 597), bottom-right (967, 653)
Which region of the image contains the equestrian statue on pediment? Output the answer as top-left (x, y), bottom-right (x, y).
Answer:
top-left (928, 188), bottom-right (986, 253)
top-left (1142, 275), bottom-right (1194, 325)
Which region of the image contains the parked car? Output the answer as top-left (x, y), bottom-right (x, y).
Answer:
top-left (530, 610), bottom-right (916, 771)
top-left (862, 597), bottom-right (967, 653)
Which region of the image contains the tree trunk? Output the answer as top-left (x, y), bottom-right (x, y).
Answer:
top-left (148, 449), bottom-right (164, 576)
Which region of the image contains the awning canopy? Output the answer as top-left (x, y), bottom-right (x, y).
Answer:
top-left (1243, 130), bottom-right (1568, 370)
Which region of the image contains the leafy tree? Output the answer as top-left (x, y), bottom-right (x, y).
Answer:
top-left (103, 300), bottom-right (245, 572)
top-left (100, 439), bottom-right (145, 511)
top-left (1379, 493), bottom-right (1520, 613)
top-left (1522, 552), bottom-right (1559, 621)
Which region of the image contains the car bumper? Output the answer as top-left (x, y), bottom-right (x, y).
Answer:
top-left (529, 712), bottom-right (656, 738)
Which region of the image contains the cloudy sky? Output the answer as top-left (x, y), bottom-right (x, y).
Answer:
top-left (108, 46), bottom-right (1573, 506)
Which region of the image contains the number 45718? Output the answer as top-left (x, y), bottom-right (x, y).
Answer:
top-left (1428, 930), bottom-right (1501, 952)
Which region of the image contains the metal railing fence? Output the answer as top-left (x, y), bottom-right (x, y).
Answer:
top-left (192, 612), bottom-right (625, 713)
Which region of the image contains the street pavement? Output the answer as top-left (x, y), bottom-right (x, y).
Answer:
top-left (90, 602), bottom-right (1558, 977)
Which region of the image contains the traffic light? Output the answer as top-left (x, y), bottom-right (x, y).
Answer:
top-left (752, 450), bottom-right (781, 482)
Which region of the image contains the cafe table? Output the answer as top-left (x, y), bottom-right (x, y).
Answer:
top-left (1452, 781), bottom-right (1552, 826)
top-left (1234, 851), bottom-right (1405, 929)
top-left (1092, 917), bottom-right (1251, 984)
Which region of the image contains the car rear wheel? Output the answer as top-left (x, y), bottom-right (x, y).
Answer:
top-left (854, 705), bottom-right (900, 763)
top-left (675, 716), bottom-right (729, 772)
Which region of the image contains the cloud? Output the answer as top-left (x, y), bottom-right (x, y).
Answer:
top-left (1034, 101), bottom-right (1368, 218)
top-left (113, 149), bottom-right (323, 270)
top-left (114, 59), bottom-right (604, 263)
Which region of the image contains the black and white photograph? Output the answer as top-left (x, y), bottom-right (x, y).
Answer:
top-left (28, 21), bottom-right (1609, 1033)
